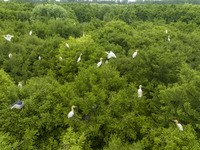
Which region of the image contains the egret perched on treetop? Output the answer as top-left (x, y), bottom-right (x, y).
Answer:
top-left (68, 106), bottom-right (77, 118)
top-left (173, 120), bottom-right (183, 131)
top-left (9, 101), bottom-right (24, 110)
top-left (8, 53), bottom-right (13, 59)
top-left (59, 56), bottom-right (62, 61)
top-left (138, 85), bottom-right (142, 98)
top-left (97, 57), bottom-right (103, 67)
top-left (132, 50), bottom-right (139, 58)
top-left (3, 34), bottom-right (14, 42)
top-left (65, 43), bottom-right (69, 48)
top-left (29, 30), bottom-right (32, 36)
top-left (18, 81), bottom-right (22, 88)
top-left (77, 53), bottom-right (82, 63)
top-left (105, 51), bottom-right (116, 59)
top-left (168, 35), bottom-right (170, 42)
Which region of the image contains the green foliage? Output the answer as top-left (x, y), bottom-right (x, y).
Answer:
top-left (1, 2), bottom-right (200, 150)
top-left (61, 127), bottom-right (90, 150)
top-left (30, 4), bottom-right (72, 22)
top-left (0, 132), bottom-right (19, 150)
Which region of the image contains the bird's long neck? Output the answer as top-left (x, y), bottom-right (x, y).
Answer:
top-left (175, 120), bottom-right (178, 125)
top-left (72, 107), bottom-right (74, 113)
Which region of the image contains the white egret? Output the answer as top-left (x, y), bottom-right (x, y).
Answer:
top-left (8, 53), bottom-right (13, 59)
top-left (105, 51), bottom-right (116, 59)
top-left (29, 30), bottom-right (32, 36)
top-left (3, 34), bottom-right (14, 42)
top-left (138, 85), bottom-right (142, 98)
top-left (168, 35), bottom-right (170, 42)
top-left (97, 57), bottom-right (103, 67)
top-left (65, 43), bottom-right (69, 48)
top-left (77, 53), bottom-right (82, 63)
top-left (68, 106), bottom-right (77, 118)
top-left (165, 30), bottom-right (168, 34)
top-left (18, 81), bottom-right (22, 88)
top-left (132, 50), bottom-right (138, 58)
top-left (59, 56), bottom-right (62, 61)
top-left (38, 56), bottom-right (41, 61)
top-left (83, 32), bottom-right (85, 37)
top-left (173, 120), bottom-right (183, 131)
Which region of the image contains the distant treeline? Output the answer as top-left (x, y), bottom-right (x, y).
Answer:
top-left (1, 2), bottom-right (200, 150)
top-left (3, 0), bottom-right (200, 4)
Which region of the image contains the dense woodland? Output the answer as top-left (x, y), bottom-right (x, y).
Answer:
top-left (0, 1), bottom-right (200, 149)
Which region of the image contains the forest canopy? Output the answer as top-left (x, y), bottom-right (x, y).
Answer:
top-left (0, 1), bottom-right (200, 149)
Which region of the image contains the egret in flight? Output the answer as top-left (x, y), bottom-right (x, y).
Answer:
top-left (68, 106), bottom-right (77, 118)
top-left (9, 101), bottom-right (24, 110)
top-left (8, 53), bottom-right (13, 59)
top-left (77, 53), bottom-right (82, 63)
top-left (138, 85), bottom-right (142, 98)
top-left (105, 51), bottom-right (116, 59)
top-left (65, 43), bottom-right (69, 48)
top-left (97, 57), bottom-right (103, 67)
top-left (3, 34), bottom-right (14, 42)
top-left (173, 120), bottom-right (183, 131)
top-left (132, 50), bottom-right (138, 58)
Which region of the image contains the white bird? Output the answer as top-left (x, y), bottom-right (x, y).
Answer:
top-left (38, 56), bottom-right (41, 61)
top-left (105, 51), bottom-right (117, 59)
top-left (83, 32), bottom-right (85, 37)
top-left (165, 30), bottom-right (168, 34)
top-left (29, 30), bottom-right (32, 36)
top-left (77, 53), bottom-right (82, 62)
top-left (132, 50), bottom-right (138, 58)
top-left (173, 120), bottom-right (183, 131)
top-left (59, 56), bottom-right (62, 61)
top-left (138, 85), bottom-right (142, 98)
top-left (97, 57), bottom-right (103, 67)
top-left (65, 43), bottom-right (69, 48)
top-left (8, 53), bottom-right (13, 59)
top-left (68, 106), bottom-right (77, 118)
top-left (3, 34), bottom-right (14, 42)
top-left (9, 101), bottom-right (24, 110)
top-left (168, 35), bottom-right (170, 42)
top-left (18, 81), bottom-right (22, 88)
